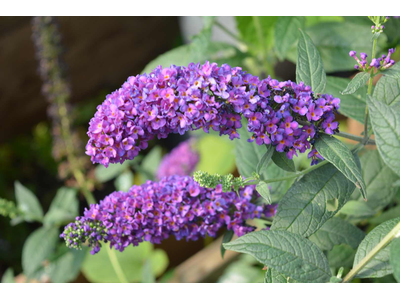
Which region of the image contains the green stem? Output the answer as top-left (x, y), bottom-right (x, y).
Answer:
top-left (261, 160), bottom-right (329, 184)
top-left (252, 16), bottom-right (274, 77)
top-left (343, 220), bottom-right (400, 283)
top-left (106, 246), bottom-right (129, 283)
top-left (363, 38), bottom-right (378, 140)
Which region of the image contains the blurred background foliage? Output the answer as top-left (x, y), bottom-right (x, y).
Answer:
top-left (1, 16), bottom-right (399, 283)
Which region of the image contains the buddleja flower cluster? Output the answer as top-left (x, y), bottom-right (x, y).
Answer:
top-left (60, 175), bottom-right (276, 254)
top-left (156, 139), bottom-right (199, 179)
top-left (86, 62), bottom-right (341, 167)
top-left (350, 49), bottom-right (396, 71)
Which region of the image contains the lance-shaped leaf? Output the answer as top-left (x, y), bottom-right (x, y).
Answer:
top-left (296, 29), bottom-right (326, 94)
top-left (373, 76), bottom-right (400, 106)
top-left (271, 162), bottom-right (356, 237)
top-left (309, 218), bottom-right (365, 251)
top-left (272, 150), bottom-right (296, 172)
top-left (340, 72), bottom-right (370, 95)
top-left (367, 96), bottom-right (400, 177)
top-left (274, 16), bottom-right (305, 61)
top-left (15, 181), bottom-right (43, 222)
top-left (354, 150), bottom-right (399, 211)
top-left (325, 76), bottom-right (367, 124)
top-left (223, 230), bottom-right (331, 283)
top-left (256, 145), bottom-right (274, 175)
top-left (353, 217), bottom-right (400, 278)
top-left (256, 181), bottom-right (271, 204)
top-left (221, 230), bottom-right (234, 259)
top-left (314, 134), bottom-right (367, 199)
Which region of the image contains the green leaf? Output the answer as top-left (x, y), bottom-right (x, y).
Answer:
top-left (353, 217), bottom-right (400, 278)
top-left (367, 96), bottom-right (400, 177)
top-left (95, 162), bottom-right (129, 183)
top-left (296, 29), bottom-right (326, 94)
top-left (1, 268), bottom-right (15, 283)
top-left (223, 230), bottom-right (331, 283)
top-left (82, 242), bottom-right (168, 283)
top-left (14, 181), bottom-right (43, 222)
top-left (371, 32), bottom-right (381, 42)
top-left (114, 171), bottom-right (134, 192)
top-left (47, 246), bottom-right (87, 283)
top-left (235, 125), bottom-right (290, 202)
top-left (314, 134), bottom-right (367, 199)
top-left (22, 226), bottom-right (59, 279)
top-left (339, 200), bottom-right (376, 217)
top-left (43, 187), bottom-right (78, 226)
top-left (196, 135), bottom-right (236, 175)
top-left (235, 16), bottom-right (278, 53)
top-left (289, 22), bottom-right (387, 73)
top-left (256, 145), bottom-right (274, 175)
top-left (256, 181), bottom-right (272, 204)
top-left (328, 244), bottom-right (356, 269)
top-left (265, 267), bottom-right (297, 283)
top-left (380, 64), bottom-right (400, 80)
top-left (141, 146), bottom-right (162, 180)
top-left (373, 76), bottom-right (400, 106)
top-left (272, 150), bottom-right (296, 172)
top-left (221, 230), bottom-right (234, 259)
top-left (309, 218), bottom-right (365, 251)
top-left (325, 76), bottom-right (367, 124)
top-left (274, 16), bottom-right (306, 61)
top-left (355, 150), bottom-right (399, 211)
top-left (271, 162), bottom-right (356, 237)
top-left (340, 72), bottom-right (370, 95)
top-left (390, 238), bottom-right (400, 282)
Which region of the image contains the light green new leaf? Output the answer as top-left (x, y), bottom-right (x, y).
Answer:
top-left (256, 145), bottom-right (274, 175)
top-left (390, 238), bottom-right (400, 282)
top-left (223, 230), bottom-right (331, 283)
top-left (271, 162), bottom-right (356, 237)
top-left (296, 29), bottom-right (326, 94)
top-left (22, 226), bottom-right (59, 279)
top-left (341, 72), bottom-right (370, 95)
top-left (353, 217), bottom-right (400, 278)
top-left (82, 242), bottom-right (168, 283)
top-left (355, 150), bottom-right (399, 211)
top-left (256, 181), bottom-right (271, 204)
top-left (367, 96), bottom-right (400, 177)
top-left (373, 76), bottom-right (400, 106)
top-left (114, 171), bottom-right (134, 192)
top-left (141, 146), bottom-right (162, 179)
top-left (272, 150), bottom-right (296, 172)
top-left (14, 181), bottom-right (43, 222)
top-left (274, 16), bottom-right (306, 61)
top-left (314, 134), bottom-right (367, 199)
top-left (309, 218), bottom-right (365, 251)
top-left (44, 187), bottom-right (79, 226)
top-left (325, 76), bottom-right (367, 124)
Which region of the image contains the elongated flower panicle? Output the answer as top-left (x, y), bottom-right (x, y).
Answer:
top-left (156, 139), bottom-right (199, 179)
top-left (61, 175), bottom-right (275, 254)
top-left (86, 62), bottom-right (340, 167)
top-left (350, 49), bottom-right (396, 71)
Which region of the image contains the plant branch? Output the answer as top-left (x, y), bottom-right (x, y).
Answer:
top-left (106, 246), bottom-right (129, 283)
top-left (343, 220), bottom-right (400, 283)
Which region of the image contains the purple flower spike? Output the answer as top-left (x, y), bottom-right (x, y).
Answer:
top-left (61, 175), bottom-right (278, 254)
top-left (86, 62), bottom-right (341, 167)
